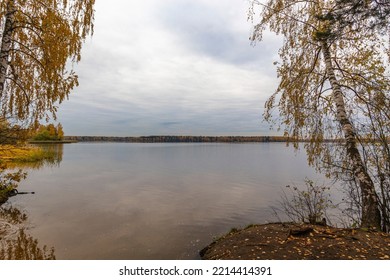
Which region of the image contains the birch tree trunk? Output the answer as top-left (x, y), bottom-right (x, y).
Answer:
top-left (321, 41), bottom-right (382, 229)
top-left (0, 0), bottom-right (15, 99)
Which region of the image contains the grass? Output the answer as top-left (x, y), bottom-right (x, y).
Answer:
top-left (0, 145), bottom-right (44, 203)
top-left (0, 144), bottom-right (55, 164)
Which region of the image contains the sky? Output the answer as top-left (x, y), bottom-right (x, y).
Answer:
top-left (57, 0), bottom-right (282, 136)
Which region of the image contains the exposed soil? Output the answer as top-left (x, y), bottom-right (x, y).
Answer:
top-left (200, 223), bottom-right (390, 260)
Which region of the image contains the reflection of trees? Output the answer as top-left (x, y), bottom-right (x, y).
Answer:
top-left (0, 144), bottom-right (59, 259)
top-left (6, 144), bottom-right (64, 169)
top-left (0, 204), bottom-right (56, 260)
top-left (35, 144), bottom-right (63, 168)
top-left (0, 205), bottom-right (27, 224)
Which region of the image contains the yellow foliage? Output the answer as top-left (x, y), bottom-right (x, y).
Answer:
top-left (0, 0), bottom-right (95, 124)
top-left (0, 145), bottom-right (50, 164)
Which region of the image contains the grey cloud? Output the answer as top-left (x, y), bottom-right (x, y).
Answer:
top-left (157, 0), bottom-right (278, 67)
top-left (158, 2), bottom-right (239, 60)
top-left (55, 0), bottom-right (280, 136)
top-left (160, 121), bottom-right (182, 127)
top-left (59, 93), bottom-right (267, 136)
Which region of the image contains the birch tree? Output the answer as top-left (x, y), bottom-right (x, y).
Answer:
top-left (0, 0), bottom-right (95, 125)
top-left (250, 0), bottom-right (390, 229)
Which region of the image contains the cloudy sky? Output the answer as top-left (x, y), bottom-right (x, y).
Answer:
top-left (57, 0), bottom-right (281, 136)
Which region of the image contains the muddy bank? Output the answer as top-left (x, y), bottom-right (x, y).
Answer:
top-left (200, 223), bottom-right (390, 260)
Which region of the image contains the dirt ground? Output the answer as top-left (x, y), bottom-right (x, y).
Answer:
top-left (200, 223), bottom-right (390, 260)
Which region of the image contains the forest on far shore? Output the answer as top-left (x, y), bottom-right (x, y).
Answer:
top-left (64, 135), bottom-right (291, 143)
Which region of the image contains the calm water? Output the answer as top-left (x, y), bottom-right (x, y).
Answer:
top-left (4, 142), bottom-right (332, 259)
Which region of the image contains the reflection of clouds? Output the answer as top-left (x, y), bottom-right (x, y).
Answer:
top-left (57, 0), bottom-right (281, 136)
top-left (17, 143), bottom-right (326, 259)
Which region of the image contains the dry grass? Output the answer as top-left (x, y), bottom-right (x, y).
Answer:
top-left (0, 145), bottom-right (51, 163)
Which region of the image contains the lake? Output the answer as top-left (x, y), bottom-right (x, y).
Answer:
top-left (3, 142), bottom-right (335, 259)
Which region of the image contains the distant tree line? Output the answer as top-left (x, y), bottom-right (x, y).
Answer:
top-left (64, 135), bottom-right (291, 143)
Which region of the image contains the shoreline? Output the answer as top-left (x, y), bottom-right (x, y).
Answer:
top-left (200, 222), bottom-right (390, 260)
top-left (64, 135), bottom-right (293, 143)
top-left (28, 140), bottom-right (78, 144)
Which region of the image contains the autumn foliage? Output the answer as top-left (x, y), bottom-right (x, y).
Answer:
top-left (31, 123), bottom-right (64, 141)
top-left (0, 0), bottom-right (95, 125)
top-left (250, 0), bottom-right (390, 230)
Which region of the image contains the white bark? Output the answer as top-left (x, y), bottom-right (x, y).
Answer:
top-left (321, 41), bottom-right (381, 228)
top-left (0, 0), bottom-right (15, 99)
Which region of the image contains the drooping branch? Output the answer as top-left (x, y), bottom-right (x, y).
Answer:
top-left (321, 40), bottom-right (381, 228)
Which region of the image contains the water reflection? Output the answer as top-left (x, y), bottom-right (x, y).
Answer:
top-left (5, 144), bottom-right (63, 169)
top-left (0, 203), bottom-right (56, 260)
top-left (16, 143), bottom-right (334, 259)
top-left (0, 144), bottom-right (60, 259)
top-left (35, 144), bottom-right (63, 168)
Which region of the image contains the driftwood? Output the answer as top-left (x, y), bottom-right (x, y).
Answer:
top-left (8, 189), bottom-right (35, 197)
top-left (283, 226), bottom-right (313, 242)
top-left (289, 227), bottom-right (313, 237)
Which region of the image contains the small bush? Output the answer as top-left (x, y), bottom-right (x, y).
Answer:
top-left (278, 179), bottom-right (334, 225)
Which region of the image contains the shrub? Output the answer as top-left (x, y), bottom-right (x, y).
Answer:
top-left (278, 179), bottom-right (334, 225)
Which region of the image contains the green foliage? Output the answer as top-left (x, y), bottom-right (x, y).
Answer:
top-left (31, 123), bottom-right (64, 141)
